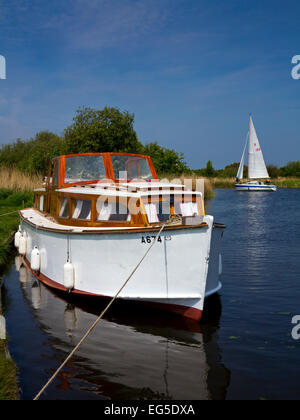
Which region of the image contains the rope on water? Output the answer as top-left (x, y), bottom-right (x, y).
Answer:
top-left (33, 221), bottom-right (169, 400)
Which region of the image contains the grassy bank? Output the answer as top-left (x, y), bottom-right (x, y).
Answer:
top-left (0, 190), bottom-right (33, 267)
top-left (272, 178), bottom-right (300, 188)
top-left (210, 178), bottom-right (236, 189)
top-left (0, 195), bottom-right (20, 400)
top-left (0, 340), bottom-right (19, 400)
top-left (0, 178), bottom-right (36, 400)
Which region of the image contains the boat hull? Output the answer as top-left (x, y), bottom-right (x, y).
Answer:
top-left (20, 215), bottom-right (224, 322)
top-left (235, 183), bottom-right (277, 191)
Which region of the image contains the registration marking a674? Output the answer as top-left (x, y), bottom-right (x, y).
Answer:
top-left (141, 236), bottom-right (162, 244)
top-left (141, 235), bottom-right (172, 244)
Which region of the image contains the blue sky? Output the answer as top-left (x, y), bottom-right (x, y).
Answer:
top-left (0, 0), bottom-right (299, 169)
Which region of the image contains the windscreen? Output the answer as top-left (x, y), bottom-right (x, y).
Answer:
top-left (110, 155), bottom-right (153, 181)
top-left (64, 155), bottom-right (106, 184)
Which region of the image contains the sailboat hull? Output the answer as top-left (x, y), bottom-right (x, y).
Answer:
top-left (235, 183), bottom-right (277, 191)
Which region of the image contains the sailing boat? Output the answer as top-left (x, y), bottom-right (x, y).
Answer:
top-left (235, 115), bottom-right (277, 191)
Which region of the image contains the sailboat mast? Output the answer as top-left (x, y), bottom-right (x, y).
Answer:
top-left (248, 115), bottom-right (251, 180)
top-left (236, 132), bottom-right (249, 181)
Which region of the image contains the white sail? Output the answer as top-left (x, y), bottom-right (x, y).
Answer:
top-left (236, 133), bottom-right (248, 181)
top-left (248, 116), bottom-right (269, 179)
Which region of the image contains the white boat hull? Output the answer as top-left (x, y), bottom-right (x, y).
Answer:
top-left (20, 213), bottom-right (224, 321)
top-left (235, 183), bottom-right (277, 191)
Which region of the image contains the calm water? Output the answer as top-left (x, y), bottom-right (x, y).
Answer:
top-left (2, 189), bottom-right (300, 400)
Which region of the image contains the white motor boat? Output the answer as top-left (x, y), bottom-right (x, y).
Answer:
top-left (15, 152), bottom-right (225, 322)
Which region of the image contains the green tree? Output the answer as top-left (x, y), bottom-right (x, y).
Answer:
top-left (64, 106), bottom-right (144, 155)
top-left (0, 131), bottom-right (64, 175)
top-left (266, 164), bottom-right (280, 179)
top-left (142, 142), bottom-right (189, 175)
top-left (280, 161), bottom-right (300, 177)
top-left (27, 131), bottom-right (65, 174)
top-left (204, 160), bottom-right (215, 177)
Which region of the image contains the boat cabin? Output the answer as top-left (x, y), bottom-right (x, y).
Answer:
top-left (33, 153), bottom-right (205, 229)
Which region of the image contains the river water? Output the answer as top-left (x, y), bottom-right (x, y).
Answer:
top-left (2, 189), bottom-right (300, 400)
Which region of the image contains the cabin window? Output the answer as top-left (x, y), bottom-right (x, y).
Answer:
top-left (59, 198), bottom-right (69, 218)
top-left (174, 201), bottom-right (199, 217)
top-left (97, 202), bottom-right (112, 221)
top-left (144, 203), bottom-right (159, 223)
top-left (64, 155), bottom-right (106, 185)
top-left (72, 199), bottom-right (91, 220)
top-left (110, 203), bottom-right (131, 222)
top-left (144, 201), bottom-right (171, 223)
top-left (97, 201), bottom-right (131, 222)
top-left (50, 159), bottom-right (59, 187)
top-left (157, 201), bottom-right (171, 222)
top-left (40, 195), bottom-right (44, 212)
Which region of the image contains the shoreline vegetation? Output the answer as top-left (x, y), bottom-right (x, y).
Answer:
top-left (0, 185), bottom-right (34, 400)
top-left (210, 177), bottom-right (300, 189)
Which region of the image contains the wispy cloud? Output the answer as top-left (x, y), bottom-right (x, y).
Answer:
top-left (42, 0), bottom-right (171, 50)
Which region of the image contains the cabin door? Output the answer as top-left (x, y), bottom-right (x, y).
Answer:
top-left (46, 158), bottom-right (60, 214)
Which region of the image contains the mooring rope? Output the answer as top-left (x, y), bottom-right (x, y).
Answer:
top-left (33, 221), bottom-right (169, 400)
top-left (0, 210), bottom-right (20, 217)
top-left (0, 201), bottom-right (24, 218)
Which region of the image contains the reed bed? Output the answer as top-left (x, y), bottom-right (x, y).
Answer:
top-left (273, 178), bottom-right (300, 188)
top-left (211, 178), bottom-right (235, 188)
top-left (0, 167), bottom-right (43, 192)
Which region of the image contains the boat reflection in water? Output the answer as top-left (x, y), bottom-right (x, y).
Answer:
top-left (16, 260), bottom-right (230, 400)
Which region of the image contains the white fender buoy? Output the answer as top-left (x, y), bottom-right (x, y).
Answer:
top-left (64, 261), bottom-right (75, 291)
top-left (31, 246), bottom-right (41, 271)
top-left (14, 229), bottom-right (22, 248)
top-left (18, 233), bottom-right (27, 256)
top-left (219, 254), bottom-right (223, 276)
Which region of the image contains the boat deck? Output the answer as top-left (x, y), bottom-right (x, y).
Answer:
top-left (20, 208), bottom-right (209, 235)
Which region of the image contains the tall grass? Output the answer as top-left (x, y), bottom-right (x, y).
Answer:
top-left (273, 178), bottom-right (300, 188)
top-left (0, 167), bottom-right (42, 192)
top-left (211, 178), bottom-right (235, 188)
top-left (0, 168), bottom-right (36, 267)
